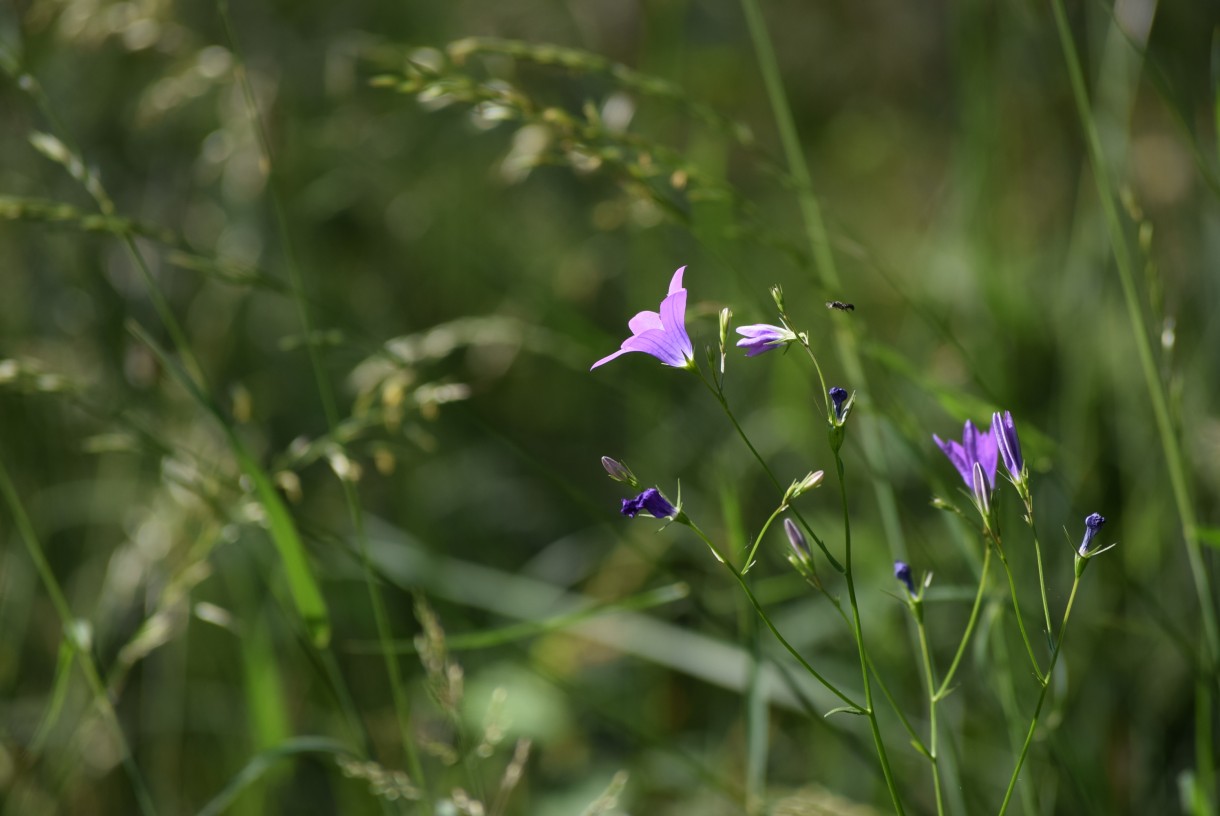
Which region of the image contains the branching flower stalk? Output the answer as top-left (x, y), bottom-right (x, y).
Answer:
top-left (832, 445), bottom-right (906, 815)
top-left (595, 265), bottom-right (1117, 815)
top-left (996, 516), bottom-right (1113, 815)
top-left (990, 527), bottom-right (1046, 684)
top-left (615, 486), bottom-right (862, 712)
top-left (996, 574), bottom-right (1082, 816)
top-left (934, 546), bottom-right (993, 702)
top-left (993, 411), bottom-right (1054, 639)
top-left (896, 564), bottom-right (946, 816)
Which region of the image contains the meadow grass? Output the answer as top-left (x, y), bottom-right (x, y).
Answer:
top-left (1, 1), bottom-right (1218, 814)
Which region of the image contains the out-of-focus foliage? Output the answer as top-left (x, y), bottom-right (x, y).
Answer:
top-left (1, 0), bottom-right (1219, 814)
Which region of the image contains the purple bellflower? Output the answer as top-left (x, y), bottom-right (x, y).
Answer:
top-left (735, 324), bottom-right (796, 357)
top-left (934, 419), bottom-right (998, 490)
top-left (935, 419), bottom-right (999, 517)
top-left (621, 488), bottom-right (678, 520)
top-left (1078, 512), bottom-right (1106, 556)
top-left (894, 561), bottom-right (916, 597)
top-left (992, 411), bottom-right (1025, 484)
top-left (829, 387), bottom-right (849, 421)
top-left (592, 266), bottom-right (694, 370)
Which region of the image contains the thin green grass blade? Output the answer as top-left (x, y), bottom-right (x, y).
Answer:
top-left (127, 320), bottom-right (331, 647)
top-left (236, 613), bottom-right (291, 815)
top-left (28, 637), bottom-right (75, 755)
top-left (1049, 4), bottom-right (1218, 811)
top-left (195, 737), bottom-right (355, 816)
top-left (0, 453), bottom-right (157, 816)
top-left (344, 581), bottom-right (689, 654)
top-left (214, 4), bottom-right (424, 799)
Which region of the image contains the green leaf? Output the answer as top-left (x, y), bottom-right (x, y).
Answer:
top-left (196, 737), bottom-right (355, 816)
top-left (823, 706), bottom-right (866, 718)
top-left (1196, 526), bottom-right (1220, 550)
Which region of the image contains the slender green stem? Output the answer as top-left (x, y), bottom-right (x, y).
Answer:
top-left (834, 453), bottom-right (906, 816)
top-left (994, 546), bottom-right (1045, 683)
top-left (737, 0), bottom-right (910, 580)
top-left (789, 327), bottom-right (830, 418)
top-left (862, 619), bottom-right (927, 753)
top-left (744, 504), bottom-right (789, 573)
top-left (1023, 496), bottom-right (1054, 641)
top-left (744, 603), bottom-right (767, 815)
top-left (936, 545), bottom-right (992, 700)
top-left (686, 522), bottom-right (862, 710)
top-left (996, 575), bottom-right (1082, 816)
top-left (696, 369), bottom-right (844, 573)
top-left (823, 582), bottom-right (927, 752)
top-left (216, 1), bottom-right (428, 799)
top-left (0, 454), bottom-right (157, 816)
top-left (917, 615), bottom-right (945, 816)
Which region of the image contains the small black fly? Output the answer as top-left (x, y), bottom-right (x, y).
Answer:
top-left (826, 300), bottom-right (855, 312)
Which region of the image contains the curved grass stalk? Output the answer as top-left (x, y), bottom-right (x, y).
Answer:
top-left (0, 455), bottom-right (157, 816)
top-left (832, 452), bottom-right (906, 815)
top-left (936, 545), bottom-right (992, 700)
top-left (916, 614), bottom-right (945, 816)
top-left (215, 1), bottom-right (428, 800)
top-left (996, 575), bottom-right (1082, 815)
top-left (1048, 1), bottom-right (1217, 806)
top-left (686, 522), bottom-right (863, 712)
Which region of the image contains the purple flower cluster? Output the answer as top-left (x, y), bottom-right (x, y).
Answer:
top-left (933, 410), bottom-right (1027, 510)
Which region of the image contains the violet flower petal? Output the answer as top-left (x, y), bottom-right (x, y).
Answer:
top-left (621, 488), bottom-right (677, 520)
top-left (992, 410), bottom-right (1024, 479)
top-left (592, 266), bottom-right (694, 370)
top-left (933, 434), bottom-right (972, 486)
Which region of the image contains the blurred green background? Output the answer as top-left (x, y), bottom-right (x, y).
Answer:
top-left (1, 0), bottom-right (1219, 814)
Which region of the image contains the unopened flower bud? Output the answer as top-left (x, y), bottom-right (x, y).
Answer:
top-left (770, 284), bottom-right (785, 312)
top-left (620, 487), bottom-right (678, 520)
top-left (785, 470), bottom-right (825, 502)
top-left (894, 561), bottom-right (916, 597)
top-left (784, 518), bottom-right (810, 560)
top-left (601, 456), bottom-right (638, 487)
top-left (1078, 512), bottom-right (1106, 556)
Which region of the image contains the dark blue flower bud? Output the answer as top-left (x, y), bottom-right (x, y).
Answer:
top-left (894, 561), bottom-right (916, 597)
top-left (829, 387), bottom-right (849, 421)
top-left (621, 488), bottom-right (678, 520)
top-left (1078, 512), bottom-right (1106, 556)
